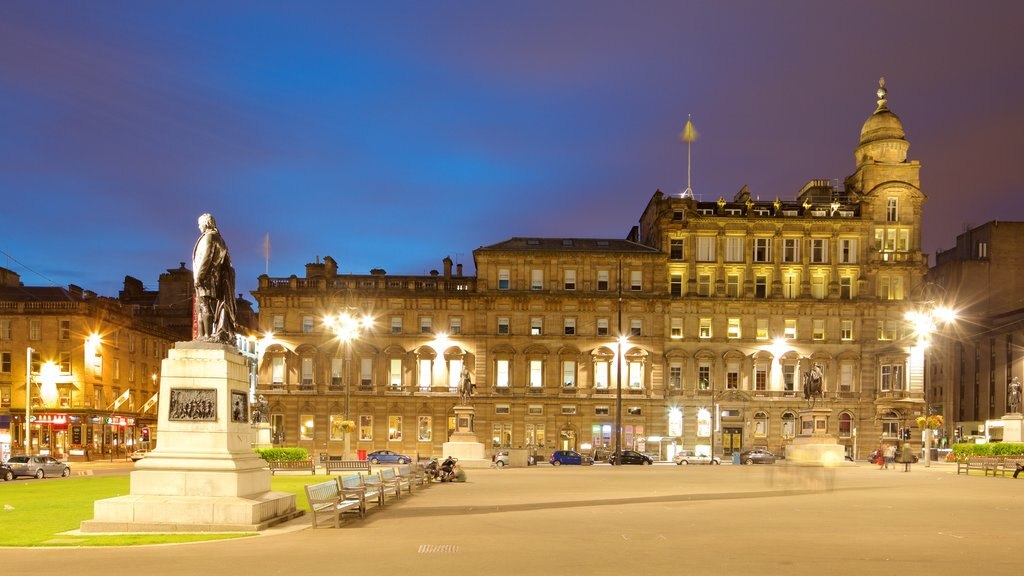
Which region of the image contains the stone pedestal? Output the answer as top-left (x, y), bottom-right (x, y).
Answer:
top-left (81, 342), bottom-right (300, 533)
top-left (442, 405), bottom-right (490, 469)
top-left (253, 423), bottom-right (272, 449)
top-left (1003, 413), bottom-right (1024, 443)
top-left (783, 408), bottom-right (853, 467)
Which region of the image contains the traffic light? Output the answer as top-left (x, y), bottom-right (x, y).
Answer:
top-left (903, 428), bottom-right (911, 440)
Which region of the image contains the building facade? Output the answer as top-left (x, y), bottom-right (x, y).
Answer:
top-left (927, 221), bottom-right (1024, 441)
top-left (251, 81), bottom-right (930, 461)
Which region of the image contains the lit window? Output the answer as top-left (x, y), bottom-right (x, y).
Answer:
top-left (697, 237), bottom-right (716, 262)
top-left (670, 318), bottom-right (683, 339)
top-left (784, 319), bottom-right (797, 340)
top-left (531, 318), bottom-right (542, 336)
top-left (630, 270), bottom-right (642, 291)
top-left (699, 318), bottom-right (712, 339)
top-left (530, 360), bottom-right (543, 388)
top-left (839, 238), bottom-right (858, 263)
top-left (420, 317), bottom-right (433, 334)
top-left (725, 237), bottom-right (743, 262)
top-left (756, 319), bottom-right (769, 340)
top-left (496, 360), bottom-right (510, 388)
top-left (810, 239), bottom-right (829, 264)
top-left (597, 318), bottom-right (609, 337)
top-left (813, 319), bottom-right (825, 341)
top-left (564, 270), bottom-right (576, 290)
top-left (630, 319), bottom-right (642, 337)
top-left (531, 269), bottom-right (543, 290)
top-left (727, 318), bottom-right (741, 339)
top-left (562, 361), bottom-right (576, 388)
top-left (841, 320), bottom-right (854, 341)
top-left (449, 317), bottom-right (462, 335)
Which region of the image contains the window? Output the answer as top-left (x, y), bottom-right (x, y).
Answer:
top-left (725, 237), bottom-right (743, 262)
top-left (840, 277), bottom-right (853, 300)
top-left (528, 405), bottom-right (544, 416)
top-left (299, 414), bottom-right (315, 441)
top-left (0, 319), bottom-right (9, 340)
top-left (669, 239), bottom-right (684, 260)
top-left (329, 415), bottom-right (347, 441)
top-left (783, 238), bottom-right (800, 263)
top-left (670, 317), bottom-right (683, 339)
top-left (597, 270), bottom-right (609, 291)
top-left (630, 319), bottom-right (642, 337)
top-left (497, 317), bottom-right (509, 335)
top-left (301, 357), bottom-right (313, 386)
top-left (754, 275), bottom-right (768, 298)
top-left (302, 316), bottom-right (314, 333)
top-left (564, 270), bottom-right (576, 290)
top-left (59, 319), bottom-right (71, 340)
top-left (0, 352), bottom-right (9, 373)
top-left (783, 274), bottom-right (798, 299)
top-left (562, 361), bottom-right (576, 388)
top-left (698, 365), bottom-right (711, 390)
top-left (389, 358), bottom-right (402, 389)
top-left (272, 315), bottom-right (284, 331)
top-left (727, 318), bottom-right (741, 339)
top-left (877, 320), bottom-right (898, 341)
top-left (360, 357), bottom-right (372, 387)
top-left (783, 364), bottom-right (796, 391)
top-left (272, 357), bottom-right (285, 386)
top-left (594, 361), bottom-right (609, 389)
top-left (754, 412), bottom-right (768, 436)
top-left (726, 363), bottom-right (739, 390)
top-left (359, 415), bottom-right (373, 441)
top-left (813, 319), bottom-right (825, 341)
top-left (529, 360), bottom-right (543, 388)
top-left (595, 406), bottom-right (610, 416)
top-left (388, 415), bottom-right (402, 441)
top-left (597, 318), bottom-right (609, 337)
top-left (668, 364), bottom-right (682, 389)
top-left (880, 363), bottom-right (904, 391)
top-left (563, 318), bottom-right (576, 336)
top-left (886, 197), bottom-right (898, 222)
top-left (754, 366), bottom-right (767, 392)
top-left (839, 239), bottom-right (858, 263)
top-left (838, 413), bottom-right (852, 438)
top-left (811, 275), bottom-right (826, 300)
top-left (841, 320), bottom-right (853, 341)
top-left (630, 270), bottom-right (642, 291)
top-left (697, 237), bottom-right (716, 262)
top-left (419, 317), bottom-right (433, 334)
top-left (496, 359), bottom-right (510, 388)
top-left (561, 405), bottom-right (577, 415)
top-left (498, 269), bottom-right (510, 290)
top-left (449, 317), bottom-right (462, 335)
top-left (810, 239), bottom-right (829, 264)
top-left (495, 404), bottom-right (511, 415)
top-left (627, 406), bottom-right (642, 416)
top-left (756, 318), bottom-right (769, 340)
top-left (753, 238), bottom-right (772, 262)
top-left (699, 318), bottom-right (712, 339)
top-left (840, 363), bottom-right (854, 392)
top-left (672, 210), bottom-right (684, 221)
top-left (418, 416), bottom-right (432, 441)
top-left (531, 269), bottom-right (543, 290)
top-left (726, 274), bottom-right (739, 298)
top-left (29, 319), bottom-right (41, 341)
top-left (784, 319), bottom-right (797, 340)
top-left (531, 318), bottom-right (543, 336)
top-left (697, 274), bottom-right (711, 297)
top-left (670, 274), bottom-right (683, 297)
top-left (879, 275), bottom-right (904, 300)
top-left (418, 358), bottom-right (432, 389)
top-left (977, 242), bottom-right (989, 259)
top-left (782, 413), bottom-right (796, 439)
top-left (628, 362), bottom-right (643, 389)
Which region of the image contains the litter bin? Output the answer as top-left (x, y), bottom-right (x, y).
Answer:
top-left (357, 449), bottom-right (367, 461)
top-left (320, 452), bottom-right (328, 463)
top-left (732, 452), bottom-right (741, 465)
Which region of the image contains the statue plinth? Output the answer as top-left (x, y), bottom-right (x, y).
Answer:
top-left (442, 405), bottom-right (490, 468)
top-left (81, 342), bottom-right (300, 532)
top-left (1003, 413), bottom-right (1024, 443)
top-left (783, 407), bottom-right (853, 466)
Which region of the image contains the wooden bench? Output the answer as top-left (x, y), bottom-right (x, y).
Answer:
top-left (399, 464), bottom-right (430, 487)
top-left (325, 460), bottom-right (371, 474)
top-left (382, 467), bottom-right (413, 495)
top-left (269, 459), bottom-right (316, 475)
top-left (337, 474), bottom-right (383, 513)
top-left (304, 480), bottom-right (363, 528)
top-left (989, 458), bottom-right (1024, 478)
top-left (364, 470), bottom-right (402, 502)
top-left (956, 456), bottom-right (1010, 476)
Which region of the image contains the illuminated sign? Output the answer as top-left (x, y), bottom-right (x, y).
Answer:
top-left (103, 416), bottom-right (137, 427)
top-left (31, 414), bottom-right (68, 426)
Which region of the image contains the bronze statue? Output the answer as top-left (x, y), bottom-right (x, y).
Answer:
top-left (1009, 377), bottom-right (1021, 414)
top-left (459, 363), bottom-right (475, 405)
top-left (192, 213), bottom-right (236, 343)
top-left (803, 363), bottom-right (824, 408)
top-left (251, 394), bottom-right (269, 424)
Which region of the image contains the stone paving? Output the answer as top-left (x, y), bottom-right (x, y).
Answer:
top-left (2, 461), bottom-right (1022, 575)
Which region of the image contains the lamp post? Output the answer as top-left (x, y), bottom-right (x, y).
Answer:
top-left (325, 312), bottom-right (372, 460)
top-left (25, 348), bottom-right (33, 454)
top-left (905, 303), bottom-right (956, 468)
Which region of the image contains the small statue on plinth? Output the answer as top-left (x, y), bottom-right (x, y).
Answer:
top-left (192, 213), bottom-right (237, 343)
top-left (459, 363), bottom-right (476, 405)
top-left (803, 363), bottom-right (824, 408)
top-left (252, 394), bottom-right (269, 424)
top-left (1009, 377), bottom-right (1022, 414)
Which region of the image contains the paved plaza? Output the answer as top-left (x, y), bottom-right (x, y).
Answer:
top-left (2, 461), bottom-right (1021, 575)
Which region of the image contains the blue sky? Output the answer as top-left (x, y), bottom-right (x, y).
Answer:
top-left (2, 1), bottom-right (1022, 300)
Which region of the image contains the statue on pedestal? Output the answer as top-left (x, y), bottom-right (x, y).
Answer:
top-left (803, 363), bottom-right (824, 408)
top-left (192, 213), bottom-right (236, 343)
top-left (459, 363), bottom-right (475, 405)
top-left (1009, 377), bottom-right (1021, 414)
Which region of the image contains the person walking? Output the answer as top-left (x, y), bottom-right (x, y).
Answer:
top-left (899, 442), bottom-right (914, 472)
top-left (884, 444), bottom-right (897, 470)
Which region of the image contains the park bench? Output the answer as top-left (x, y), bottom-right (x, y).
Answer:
top-left (325, 460), bottom-right (371, 474)
top-left (956, 456), bottom-right (1007, 476)
top-left (364, 470), bottom-right (402, 502)
top-left (337, 473), bottom-right (383, 513)
top-left (399, 464), bottom-right (430, 487)
top-left (304, 479), bottom-right (363, 528)
top-left (269, 459), bottom-right (316, 475)
top-left (989, 457), bottom-right (1024, 478)
top-left (382, 467), bottom-right (413, 495)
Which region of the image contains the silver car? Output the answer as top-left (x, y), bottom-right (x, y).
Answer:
top-left (6, 455), bottom-right (71, 479)
top-left (673, 450), bottom-right (721, 465)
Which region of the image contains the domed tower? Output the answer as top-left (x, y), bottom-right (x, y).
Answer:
top-left (855, 77), bottom-right (910, 166)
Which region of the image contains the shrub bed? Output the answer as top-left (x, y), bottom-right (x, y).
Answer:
top-left (253, 447), bottom-right (309, 462)
top-left (949, 443), bottom-right (1024, 461)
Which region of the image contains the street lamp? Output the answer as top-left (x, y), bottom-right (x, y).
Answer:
top-left (615, 334), bottom-right (627, 464)
top-left (24, 349), bottom-right (59, 455)
top-left (324, 312), bottom-right (372, 459)
top-left (905, 304), bottom-right (957, 467)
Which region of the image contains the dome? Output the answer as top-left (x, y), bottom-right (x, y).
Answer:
top-left (859, 108), bottom-right (905, 145)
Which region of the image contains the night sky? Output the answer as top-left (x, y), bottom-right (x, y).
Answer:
top-left (2, 2), bottom-right (1022, 302)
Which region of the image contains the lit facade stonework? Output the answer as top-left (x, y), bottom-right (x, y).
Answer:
top-left (251, 82), bottom-right (929, 461)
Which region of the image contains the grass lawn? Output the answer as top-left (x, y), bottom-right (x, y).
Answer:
top-left (0, 474), bottom-right (323, 547)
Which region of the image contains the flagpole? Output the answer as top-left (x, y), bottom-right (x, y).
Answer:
top-left (681, 114), bottom-right (699, 199)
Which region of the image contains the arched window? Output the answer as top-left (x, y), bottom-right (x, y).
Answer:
top-left (781, 412), bottom-right (796, 439)
top-left (838, 412), bottom-right (853, 438)
top-left (753, 411), bottom-right (769, 437)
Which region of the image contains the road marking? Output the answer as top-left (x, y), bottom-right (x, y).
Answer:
top-left (418, 544), bottom-right (459, 553)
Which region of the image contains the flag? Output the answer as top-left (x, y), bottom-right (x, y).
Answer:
top-left (110, 388), bottom-right (131, 411)
top-left (140, 392), bottom-right (159, 414)
top-left (681, 115), bottom-right (699, 143)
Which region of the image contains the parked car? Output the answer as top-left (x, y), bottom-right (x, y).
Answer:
top-left (493, 451), bottom-right (510, 467)
top-left (674, 450), bottom-right (721, 465)
top-left (608, 450), bottom-right (653, 465)
top-left (550, 450), bottom-right (594, 466)
top-left (366, 450), bottom-right (411, 464)
top-left (130, 449), bottom-right (149, 462)
top-left (739, 448), bottom-right (777, 465)
top-left (6, 455), bottom-right (71, 479)
top-left (0, 462), bottom-right (13, 481)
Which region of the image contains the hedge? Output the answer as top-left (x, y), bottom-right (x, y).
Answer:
top-left (949, 443), bottom-right (1024, 461)
top-left (253, 447), bottom-right (309, 462)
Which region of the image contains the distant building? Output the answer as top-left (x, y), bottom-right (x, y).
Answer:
top-left (251, 81), bottom-right (929, 461)
top-left (928, 221), bottom-right (1024, 440)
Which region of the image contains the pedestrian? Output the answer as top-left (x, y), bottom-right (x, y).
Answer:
top-left (899, 442), bottom-right (914, 472)
top-left (884, 443), bottom-right (897, 470)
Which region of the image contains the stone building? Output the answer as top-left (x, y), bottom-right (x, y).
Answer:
top-left (927, 221), bottom-right (1024, 440)
top-left (251, 80), bottom-right (929, 461)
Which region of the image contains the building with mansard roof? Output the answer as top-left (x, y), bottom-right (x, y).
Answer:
top-left (251, 80), bottom-right (929, 461)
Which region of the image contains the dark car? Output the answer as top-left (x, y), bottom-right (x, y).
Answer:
top-left (0, 462), bottom-right (13, 481)
top-left (549, 450), bottom-right (594, 466)
top-left (6, 455), bottom-right (71, 478)
top-left (739, 448), bottom-right (777, 465)
top-left (366, 450), bottom-right (411, 465)
top-left (608, 450), bottom-right (653, 465)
